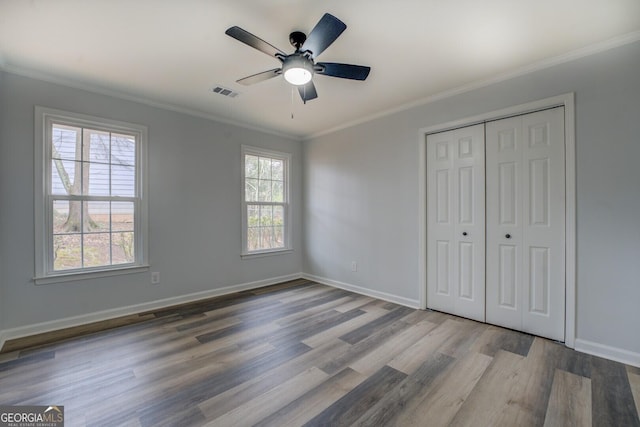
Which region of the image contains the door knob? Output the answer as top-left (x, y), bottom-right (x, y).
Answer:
top-left (462, 232), bottom-right (468, 236)
top-left (505, 233), bottom-right (511, 239)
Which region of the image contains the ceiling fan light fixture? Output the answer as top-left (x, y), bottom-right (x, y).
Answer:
top-left (282, 56), bottom-right (313, 86)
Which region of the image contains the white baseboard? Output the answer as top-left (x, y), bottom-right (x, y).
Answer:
top-left (574, 338), bottom-right (640, 368)
top-left (302, 273), bottom-right (421, 309)
top-left (0, 272), bottom-right (303, 351)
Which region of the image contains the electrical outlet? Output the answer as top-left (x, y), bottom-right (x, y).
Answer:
top-left (351, 261), bottom-right (358, 272)
top-left (151, 272), bottom-right (160, 284)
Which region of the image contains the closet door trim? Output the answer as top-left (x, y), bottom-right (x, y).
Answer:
top-left (418, 93), bottom-right (576, 348)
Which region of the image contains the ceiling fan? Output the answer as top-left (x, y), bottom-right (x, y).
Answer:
top-left (225, 13), bottom-right (371, 103)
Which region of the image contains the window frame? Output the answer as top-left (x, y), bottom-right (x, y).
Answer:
top-left (241, 145), bottom-right (292, 258)
top-left (34, 106), bottom-right (149, 284)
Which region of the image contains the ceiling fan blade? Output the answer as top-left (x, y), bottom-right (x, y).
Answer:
top-left (225, 26), bottom-right (286, 58)
top-left (301, 13), bottom-right (346, 58)
top-left (236, 68), bottom-right (281, 86)
top-left (298, 81), bottom-right (318, 103)
top-left (317, 62), bottom-right (371, 80)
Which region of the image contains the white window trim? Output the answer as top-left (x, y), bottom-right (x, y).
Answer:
top-left (34, 106), bottom-right (149, 284)
top-left (241, 145), bottom-right (292, 258)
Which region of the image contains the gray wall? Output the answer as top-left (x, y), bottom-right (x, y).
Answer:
top-left (303, 41), bottom-right (640, 355)
top-left (0, 71), bottom-right (303, 330)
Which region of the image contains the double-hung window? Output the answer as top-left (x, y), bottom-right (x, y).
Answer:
top-left (35, 107), bottom-right (148, 283)
top-left (241, 146), bottom-right (291, 256)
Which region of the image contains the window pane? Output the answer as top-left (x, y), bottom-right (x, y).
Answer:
top-left (258, 179), bottom-right (272, 202)
top-left (85, 201), bottom-right (110, 232)
top-left (111, 164), bottom-right (135, 197)
top-left (86, 161), bottom-right (110, 196)
top-left (53, 200), bottom-right (83, 233)
top-left (52, 125), bottom-right (80, 161)
top-left (53, 234), bottom-right (82, 270)
top-left (112, 232), bottom-right (135, 264)
top-left (245, 178), bottom-right (258, 202)
top-left (260, 226), bottom-right (273, 249)
top-left (247, 227), bottom-right (259, 251)
top-left (273, 205), bottom-right (284, 226)
top-left (112, 202), bottom-right (134, 231)
top-left (247, 204), bottom-right (260, 227)
top-left (273, 226), bottom-right (284, 248)
top-left (272, 159), bottom-right (283, 181)
top-left (111, 133), bottom-right (136, 166)
top-left (53, 200), bottom-right (72, 234)
top-left (259, 157), bottom-right (272, 180)
top-left (272, 181), bottom-right (284, 202)
top-left (83, 233), bottom-right (111, 267)
top-left (245, 155), bottom-right (259, 178)
top-left (87, 129), bottom-right (110, 163)
top-left (51, 160), bottom-right (80, 195)
top-left (260, 205), bottom-right (273, 226)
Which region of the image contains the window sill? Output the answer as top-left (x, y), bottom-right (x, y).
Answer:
top-left (241, 249), bottom-right (293, 260)
top-left (34, 264), bottom-right (150, 285)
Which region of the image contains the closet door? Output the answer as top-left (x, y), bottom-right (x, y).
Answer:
top-left (427, 124), bottom-right (485, 322)
top-left (486, 107), bottom-right (565, 341)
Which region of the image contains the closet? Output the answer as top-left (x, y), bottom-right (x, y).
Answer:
top-left (426, 107), bottom-right (565, 341)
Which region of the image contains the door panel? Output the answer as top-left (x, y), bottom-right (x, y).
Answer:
top-left (436, 240), bottom-right (450, 295)
top-left (499, 244), bottom-right (518, 309)
top-left (486, 107), bottom-right (565, 341)
top-left (427, 124), bottom-right (485, 322)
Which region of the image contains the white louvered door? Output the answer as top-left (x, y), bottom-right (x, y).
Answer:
top-left (426, 124), bottom-right (485, 322)
top-left (486, 107), bottom-right (565, 341)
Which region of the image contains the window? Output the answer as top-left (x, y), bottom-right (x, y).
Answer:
top-left (35, 107), bottom-right (148, 283)
top-left (241, 146), bottom-right (291, 256)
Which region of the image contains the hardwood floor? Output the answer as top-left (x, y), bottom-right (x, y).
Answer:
top-left (0, 279), bottom-right (638, 426)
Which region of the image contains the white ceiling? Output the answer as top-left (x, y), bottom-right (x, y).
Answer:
top-left (1, 1), bottom-right (639, 139)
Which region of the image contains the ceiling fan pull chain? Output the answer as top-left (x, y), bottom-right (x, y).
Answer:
top-left (291, 87), bottom-right (295, 119)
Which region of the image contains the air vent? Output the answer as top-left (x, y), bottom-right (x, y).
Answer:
top-left (210, 85), bottom-right (240, 98)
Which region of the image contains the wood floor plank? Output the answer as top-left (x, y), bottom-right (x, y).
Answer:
top-left (351, 352), bottom-right (456, 426)
top-left (629, 371), bottom-right (640, 420)
top-left (274, 295), bottom-right (355, 326)
top-left (543, 369), bottom-right (592, 427)
top-left (489, 338), bottom-right (560, 426)
top-left (196, 338), bottom-right (350, 420)
top-left (303, 365), bottom-right (407, 427)
top-left (591, 355), bottom-right (640, 427)
top-left (349, 319), bottom-right (438, 375)
top-left (332, 295), bottom-right (376, 313)
top-left (387, 318), bottom-right (460, 374)
top-left (320, 318), bottom-right (413, 375)
top-left (253, 368), bottom-right (367, 427)
top-left (268, 308), bottom-right (366, 347)
top-left (302, 309), bottom-right (385, 348)
top-left (438, 318), bottom-right (486, 358)
top-left (391, 351), bottom-right (493, 426)
top-left (339, 305), bottom-right (414, 344)
top-left (448, 349), bottom-right (526, 427)
top-left (0, 351), bottom-right (19, 363)
top-left (204, 367), bottom-right (328, 426)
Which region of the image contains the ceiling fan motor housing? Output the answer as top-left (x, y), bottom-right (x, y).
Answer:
top-left (289, 31), bottom-right (307, 50)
